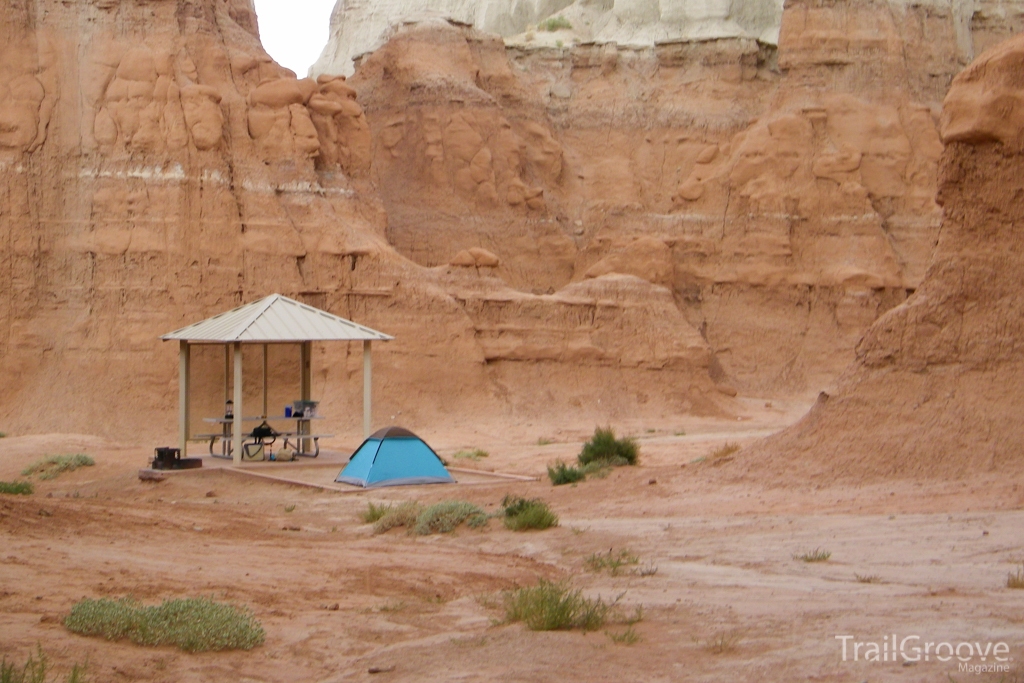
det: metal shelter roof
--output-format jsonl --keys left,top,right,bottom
{"left": 160, "top": 294, "right": 393, "bottom": 343}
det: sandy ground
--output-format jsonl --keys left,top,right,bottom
{"left": 2, "top": 402, "right": 1023, "bottom": 682}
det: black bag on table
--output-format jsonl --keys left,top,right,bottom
{"left": 251, "top": 421, "right": 279, "bottom": 440}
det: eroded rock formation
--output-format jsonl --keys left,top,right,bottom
{"left": 344, "top": 2, "right": 991, "bottom": 395}
{"left": 744, "top": 32, "right": 1024, "bottom": 480}
{"left": 3, "top": 0, "right": 1024, "bottom": 442}
{"left": 311, "top": 0, "right": 785, "bottom": 77}
{"left": 0, "top": 0, "right": 731, "bottom": 440}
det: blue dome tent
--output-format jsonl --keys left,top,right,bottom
{"left": 336, "top": 426, "right": 455, "bottom": 488}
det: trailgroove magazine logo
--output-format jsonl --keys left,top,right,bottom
{"left": 836, "top": 635, "right": 1013, "bottom": 673}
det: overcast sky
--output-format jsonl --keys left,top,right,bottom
{"left": 253, "top": 0, "right": 337, "bottom": 76}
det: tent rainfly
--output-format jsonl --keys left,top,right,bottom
{"left": 337, "top": 426, "right": 455, "bottom": 488}
{"left": 161, "top": 294, "right": 393, "bottom": 465}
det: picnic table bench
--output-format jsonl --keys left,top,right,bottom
{"left": 195, "top": 416, "right": 332, "bottom": 459}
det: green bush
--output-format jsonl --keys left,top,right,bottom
{"left": 414, "top": 501, "right": 487, "bottom": 535}
{"left": 22, "top": 455, "right": 94, "bottom": 480}
{"left": 0, "top": 481, "right": 33, "bottom": 495}
{"left": 371, "top": 501, "right": 421, "bottom": 534}
{"left": 501, "top": 495, "right": 558, "bottom": 531}
{"left": 539, "top": 16, "right": 572, "bottom": 31}
{"left": 578, "top": 427, "right": 638, "bottom": 467}
{"left": 64, "top": 597, "right": 264, "bottom": 652}
{"left": 547, "top": 461, "right": 585, "bottom": 485}
{"left": 503, "top": 580, "right": 610, "bottom": 631}
{"left": 1, "top": 646, "right": 87, "bottom": 683}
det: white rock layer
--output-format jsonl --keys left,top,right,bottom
{"left": 311, "top": 0, "right": 784, "bottom": 77}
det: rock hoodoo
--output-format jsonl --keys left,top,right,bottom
{"left": 745, "top": 32, "right": 1024, "bottom": 480}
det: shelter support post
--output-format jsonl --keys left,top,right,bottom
{"left": 224, "top": 345, "right": 230, "bottom": 407}
{"left": 232, "top": 342, "right": 243, "bottom": 466}
{"left": 262, "top": 343, "right": 268, "bottom": 419}
{"left": 300, "top": 341, "right": 311, "bottom": 452}
{"left": 178, "top": 341, "right": 190, "bottom": 458}
{"left": 363, "top": 340, "right": 372, "bottom": 438}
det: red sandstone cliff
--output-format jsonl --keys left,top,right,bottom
{"left": 0, "top": 0, "right": 1022, "bottom": 443}
{"left": 743, "top": 32, "right": 1024, "bottom": 480}
{"left": 0, "top": 0, "right": 727, "bottom": 440}
{"left": 346, "top": 1, "right": 1020, "bottom": 397}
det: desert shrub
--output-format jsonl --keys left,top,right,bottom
{"left": 0, "top": 481, "right": 33, "bottom": 495}
{"left": 547, "top": 461, "right": 585, "bottom": 485}
{"left": 578, "top": 427, "right": 638, "bottom": 467}
{"left": 452, "top": 449, "right": 488, "bottom": 461}
{"left": 585, "top": 548, "right": 639, "bottom": 575}
{"left": 64, "top": 597, "right": 264, "bottom": 652}
{"left": 503, "top": 580, "right": 610, "bottom": 631}
{"left": 500, "top": 495, "right": 558, "bottom": 531}
{"left": 361, "top": 501, "right": 397, "bottom": 523}
{"left": 22, "top": 455, "right": 94, "bottom": 480}
{"left": 539, "top": 16, "right": 572, "bottom": 31}
{"left": 371, "top": 501, "right": 421, "bottom": 534}
{"left": 708, "top": 443, "right": 740, "bottom": 462}
{"left": 795, "top": 548, "right": 831, "bottom": 563}
{"left": 579, "top": 460, "right": 615, "bottom": 477}
{"left": 705, "top": 630, "right": 743, "bottom": 654}
{"left": 1, "top": 646, "right": 88, "bottom": 683}
{"left": 413, "top": 501, "right": 487, "bottom": 535}
{"left": 607, "top": 625, "right": 641, "bottom": 645}
{"left": 1007, "top": 564, "right": 1024, "bottom": 589}
{"left": 548, "top": 457, "right": 618, "bottom": 486}
{"left": 855, "top": 573, "right": 882, "bottom": 584}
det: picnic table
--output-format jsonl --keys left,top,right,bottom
{"left": 195, "top": 415, "right": 333, "bottom": 459}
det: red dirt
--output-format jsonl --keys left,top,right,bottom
{"left": 2, "top": 417, "right": 1022, "bottom": 682}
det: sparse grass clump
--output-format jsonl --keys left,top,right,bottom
{"left": 708, "top": 442, "right": 740, "bottom": 462}
{"left": 1, "top": 646, "right": 88, "bottom": 683}
{"left": 500, "top": 495, "right": 558, "bottom": 531}
{"left": 579, "top": 427, "right": 638, "bottom": 467}
{"left": 795, "top": 548, "right": 832, "bottom": 563}
{"left": 0, "top": 481, "right": 33, "bottom": 495}
{"left": 585, "top": 548, "right": 640, "bottom": 575}
{"left": 855, "top": 573, "right": 882, "bottom": 584}
{"left": 361, "top": 501, "right": 397, "bottom": 524}
{"left": 64, "top": 597, "right": 264, "bottom": 652}
{"left": 607, "top": 624, "right": 641, "bottom": 645}
{"left": 503, "top": 580, "right": 610, "bottom": 631}
{"left": 704, "top": 630, "right": 743, "bottom": 654}
{"left": 539, "top": 15, "right": 572, "bottom": 31}
{"left": 371, "top": 501, "right": 421, "bottom": 534}
{"left": 413, "top": 500, "right": 488, "bottom": 535}
{"left": 22, "top": 454, "right": 94, "bottom": 480}
{"left": 453, "top": 448, "right": 489, "bottom": 461}
{"left": 547, "top": 460, "right": 585, "bottom": 486}
{"left": 1007, "top": 565, "right": 1024, "bottom": 589}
